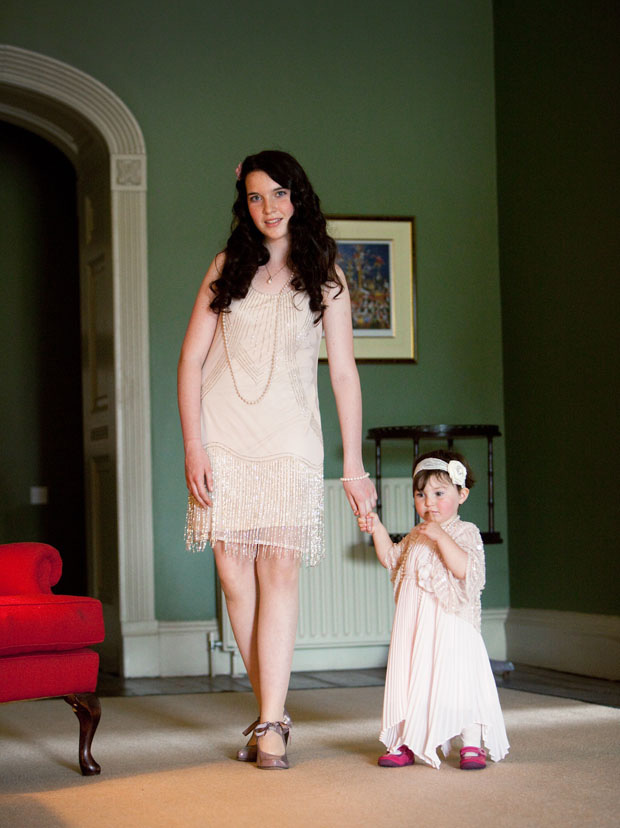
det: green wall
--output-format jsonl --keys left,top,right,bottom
{"left": 2, "top": 0, "right": 509, "bottom": 619}
{"left": 495, "top": 1, "right": 619, "bottom": 614}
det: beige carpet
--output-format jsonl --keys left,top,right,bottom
{"left": 1, "top": 686, "right": 619, "bottom": 827}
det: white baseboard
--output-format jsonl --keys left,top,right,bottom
{"left": 209, "top": 644, "right": 392, "bottom": 677}
{"left": 505, "top": 609, "right": 620, "bottom": 680}
{"left": 121, "top": 621, "right": 160, "bottom": 678}
{"left": 291, "top": 645, "right": 389, "bottom": 672}
{"left": 122, "top": 608, "right": 510, "bottom": 678}
{"left": 157, "top": 620, "right": 219, "bottom": 677}
{"left": 123, "top": 608, "right": 620, "bottom": 680}
{"left": 122, "top": 620, "right": 218, "bottom": 678}
{"left": 481, "top": 608, "right": 509, "bottom": 661}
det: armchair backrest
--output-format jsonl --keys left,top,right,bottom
{"left": 0, "top": 542, "right": 62, "bottom": 595}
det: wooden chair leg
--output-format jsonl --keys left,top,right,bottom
{"left": 64, "top": 693, "right": 102, "bottom": 775}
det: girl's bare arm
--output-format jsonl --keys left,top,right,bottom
{"left": 323, "top": 270, "right": 377, "bottom": 516}
{"left": 177, "top": 255, "right": 222, "bottom": 507}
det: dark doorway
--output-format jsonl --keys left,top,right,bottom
{"left": 0, "top": 121, "right": 86, "bottom": 595}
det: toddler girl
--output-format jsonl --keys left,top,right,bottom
{"left": 358, "top": 450, "right": 509, "bottom": 770}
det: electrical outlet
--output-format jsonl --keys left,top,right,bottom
{"left": 30, "top": 486, "right": 48, "bottom": 505}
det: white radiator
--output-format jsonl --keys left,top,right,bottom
{"left": 219, "top": 477, "right": 415, "bottom": 672}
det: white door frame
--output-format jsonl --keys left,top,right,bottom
{"left": 0, "top": 45, "right": 158, "bottom": 676}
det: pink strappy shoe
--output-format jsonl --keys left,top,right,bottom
{"left": 378, "top": 745, "right": 415, "bottom": 767}
{"left": 236, "top": 707, "right": 292, "bottom": 762}
{"left": 255, "top": 720, "right": 291, "bottom": 770}
{"left": 460, "top": 746, "right": 486, "bottom": 770}
{"left": 236, "top": 716, "right": 260, "bottom": 762}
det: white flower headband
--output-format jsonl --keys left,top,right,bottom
{"left": 413, "top": 458, "right": 467, "bottom": 487}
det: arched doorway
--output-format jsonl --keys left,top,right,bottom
{"left": 0, "top": 45, "right": 156, "bottom": 676}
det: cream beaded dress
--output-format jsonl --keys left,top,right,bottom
{"left": 185, "top": 281, "right": 324, "bottom": 565}
{"left": 380, "top": 517, "right": 509, "bottom": 768}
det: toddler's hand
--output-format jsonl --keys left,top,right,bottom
{"left": 357, "top": 512, "right": 377, "bottom": 534}
{"left": 416, "top": 519, "right": 445, "bottom": 542}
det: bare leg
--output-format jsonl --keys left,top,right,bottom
{"left": 214, "top": 543, "right": 261, "bottom": 713}
{"left": 255, "top": 553, "right": 300, "bottom": 756}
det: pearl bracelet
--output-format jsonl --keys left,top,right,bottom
{"left": 339, "top": 471, "right": 370, "bottom": 482}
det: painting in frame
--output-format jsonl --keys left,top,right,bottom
{"left": 320, "top": 216, "right": 416, "bottom": 362}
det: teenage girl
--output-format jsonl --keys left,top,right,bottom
{"left": 178, "top": 150, "right": 376, "bottom": 768}
{"left": 358, "top": 449, "right": 509, "bottom": 770}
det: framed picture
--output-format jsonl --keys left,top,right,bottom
{"left": 320, "top": 216, "right": 416, "bottom": 362}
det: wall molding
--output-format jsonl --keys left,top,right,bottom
{"left": 481, "top": 608, "right": 509, "bottom": 661}
{"left": 126, "top": 608, "right": 509, "bottom": 678}
{"left": 122, "top": 607, "right": 620, "bottom": 680}
{"left": 158, "top": 620, "right": 219, "bottom": 677}
{"left": 0, "top": 45, "right": 145, "bottom": 156}
{"left": 122, "top": 620, "right": 218, "bottom": 678}
{"left": 1, "top": 45, "right": 155, "bottom": 678}
{"left": 506, "top": 609, "right": 620, "bottom": 680}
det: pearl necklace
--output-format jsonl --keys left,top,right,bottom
{"left": 221, "top": 276, "right": 292, "bottom": 405}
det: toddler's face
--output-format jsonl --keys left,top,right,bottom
{"left": 414, "top": 474, "right": 468, "bottom": 524}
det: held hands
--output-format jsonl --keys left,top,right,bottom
{"left": 184, "top": 439, "right": 213, "bottom": 508}
{"left": 357, "top": 510, "right": 380, "bottom": 534}
{"left": 342, "top": 476, "right": 377, "bottom": 518}
{"left": 357, "top": 509, "right": 394, "bottom": 569}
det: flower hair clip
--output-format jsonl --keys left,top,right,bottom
{"left": 235, "top": 162, "right": 243, "bottom": 181}
{"left": 447, "top": 460, "right": 467, "bottom": 487}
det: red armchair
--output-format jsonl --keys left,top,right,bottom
{"left": 0, "top": 542, "right": 105, "bottom": 774}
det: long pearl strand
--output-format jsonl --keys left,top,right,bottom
{"left": 221, "top": 276, "right": 292, "bottom": 405}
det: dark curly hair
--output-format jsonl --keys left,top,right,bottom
{"left": 209, "top": 150, "right": 343, "bottom": 321}
{"left": 412, "top": 450, "right": 476, "bottom": 492}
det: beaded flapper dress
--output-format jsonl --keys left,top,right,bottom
{"left": 185, "top": 282, "right": 324, "bottom": 565}
{"left": 380, "top": 517, "right": 509, "bottom": 768}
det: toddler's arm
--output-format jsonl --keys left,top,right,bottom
{"left": 358, "top": 511, "right": 395, "bottom": 569}
{"left": 416, "top": 521, "right": 468, "bottom": 579}
{"left": 415, "top": 521, "right": 485, "bottom": 610}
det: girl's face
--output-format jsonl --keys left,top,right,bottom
{"left": 245, "top": 170, "right": 294, "bottom": 243}
{"left": 414, "top": 474, "right": 469, "bottom": 524}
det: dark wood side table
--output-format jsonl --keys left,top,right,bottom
{"left": 366, "top": 424, "right": 503, "bottom": 545}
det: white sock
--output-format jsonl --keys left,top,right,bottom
{"left": 461, "top": 723, "right": 482, "bottom": 749}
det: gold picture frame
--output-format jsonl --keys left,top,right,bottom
{"left": 320, "top": 216, "right": 417, "bottom": 362}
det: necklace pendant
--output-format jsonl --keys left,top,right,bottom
{"left": 264, "top": 260, "right": 287, "bottom": 285}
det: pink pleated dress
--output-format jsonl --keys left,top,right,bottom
{"left": 380, "top": 516, "right": 509, "bottom": 768}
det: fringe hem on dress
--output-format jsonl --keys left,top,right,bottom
{"left": 184, "top": 445, "right": 324, "bottom": 567}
